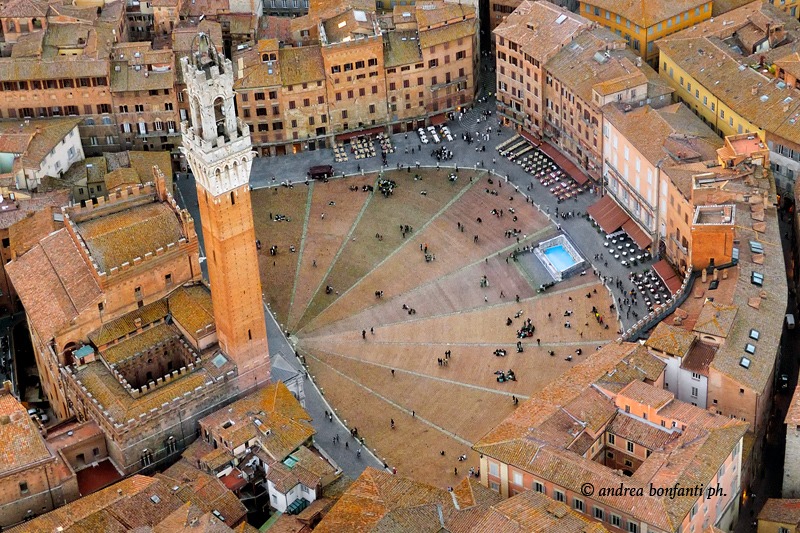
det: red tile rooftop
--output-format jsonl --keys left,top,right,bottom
{"left": 729, "top": 136, "right": 766, "bottom": 156}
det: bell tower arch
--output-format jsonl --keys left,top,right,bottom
{"left": 180, "top": 33, "right": 270, "bottom": 390}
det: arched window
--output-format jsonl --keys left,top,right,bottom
{"left": 213, "top": 97, "right": 225, "bottom": 137}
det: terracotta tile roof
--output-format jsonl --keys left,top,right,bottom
{"left": 0, "top": 117, "right": 82, "bottom": 172}
{"left": 318, "top": 468, "right": 502, "bottom": 533}
{"left": 153, "top": 503, "right": 234, "bottom": 533}
{"left": 6, "top": 228, "right": 101, "bottom": 340}
{"left": 709, "top": 204, "right": 786, "bottom": 393}
{"left": 157, "top": 458, "right": 247, "bottom": 524}
{"left": 681, "top": 341, "right": 718, "bottom": 376}
{"left": 617, "top": 380, "right": 675, "bottom": 410}
{"left": 280, "top": 45, "right": 325, "bottom": 85}
{"left": 219, "top": 13, "right": 258, "bottom": 36}
{"left": 474, "top": 340, "right": 748, "bottom": 531}
{"left": 291, "top": 445, "right": 336, "bottom": 479}
{"left": 567, "top": 431, "right": 597, "bottom": 455}
{"left": 546, "top": 28, "right": 651, "bottom": 104}
{"left": 76, "top": 201, "right": 185, "bottom": 272}
{"left": 470, "top": 489, "right": 609, "bottom": 533}
{"left": 100, "top": 322, "right": 180, "bottom": 365}
{"left": 585, "top": 0, "right": 709, "bottom": 28}
{"left": 0, "top": 391, "right": 52, "bottom": 474}
{"left": 414, "top": 1, "right": 473, "bottom": 29}
{"left": 0, "top": 189, "right": 68, "bottom": 231}
{"left": 608, "top": 411, "right": 678, "bottom": 450}
{"left": 88, "top": 299, "right": 168, "bottom": 347}
{"left": 0, "top": 0, "right": 50, "bottom": 18}
{"left": 758, "top": 498, "right": 800, "bottom": 525}
{"left": 322, "top": 8, "right": 376, "bottom": 44}
{"left": 10, "top": 29, "right": 45, "bottom": 58}
{"left": 201, "top": 382, "right": 314, "bottom": 462}
{"left": 476, "top": 343, "right": 662, "bottom": 450}
{"left": 693, "top": 300, "right": 738, "bottom": 338}
{"left": 315, "top": 467, "right": 458, "bottom": 533}
{"left": 594, "top": 344, "right": 666, "bottom": 393}
{"left": 7, "top": 202, "right": 63, "bottom": 261}
{"left": 493, "top": 0, "right": 590, "bottom": 63}
{"left": 7, "top": 475, "right": 183, "bottom": 533}
{"left": 103, "top": 168, "right": 141, "bottom": 190}
{"left": 384, "top": 31, "right": 422, "bottom": 68}
{"left": 603, "top": 103, "right": 723, "bottom": 168}
{"left": 564, "top": 386, "right": 618, "bottom": 434}
{"left": 655, "top": 33, "right": 800, "bottom": 144}
{"left": 418, "top": 18, "right": 477, "bottom": 50}
{"left": 774, "top": 51, "right": 800, "bottom": 81}
{"left": 258, "top": 15, "right": 293, "bottom": 41}
{"left": 233, "top": 47, "right": 282, "bottom": 90}
{"left": 200, "top": 445, "right": 233, "bottom": 471}
{"left": 168, "top": 283, "right": 214, "bottom": 339}
{"left": 645, "top": 321, "right": 696, "bottom": 357}
{"left": 126, "top": 151, "right": 172, "bottom": 182}
{"left": 451, "top": 476, "right": 503, "bottom": 511}
{"left": 267, "top": 461, "right": 303, "bottom": 493}
{"left": 111, "top": 66, "right": 174, "bottom": 93}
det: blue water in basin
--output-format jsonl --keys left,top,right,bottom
{"left": 543, "top": 245, "right": 577, "bottom": 271}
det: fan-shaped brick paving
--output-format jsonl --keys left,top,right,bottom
{"left": 253, "top": 169, "right": 619, "bottom": 488}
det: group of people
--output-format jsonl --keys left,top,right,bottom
{"left": 431, "top": 146, "right": 454, "bottom": 161}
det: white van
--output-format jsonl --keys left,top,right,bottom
{"left": 787, "top": 313, "right": 795, "bottom": 330}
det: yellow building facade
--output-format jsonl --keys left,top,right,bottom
{"left": 579, "top": 0, "right": 712, "bottom": 64}
{"left": 658, "top": 49, "right": 767, "bottom": 141}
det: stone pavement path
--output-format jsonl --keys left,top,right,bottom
{"left": 264, "top": 304, "right": 384, "bottom": 477}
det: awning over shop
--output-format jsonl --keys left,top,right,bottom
{"left": 539, "top": 141, "right": 590, "bottom": 185}
{"left": 335, "top": 126, "right": 385, "bottom": 141}
{"left": 429, "top": 113, "right": 447, "bottom": 125}
{"left": 653, "top": 259, "right": 682, "bottom": 295}
{"left": 587, "top": 195, "right": 629, "bottom": 234}
{"left": 519, "top": 129, "right": 540, "bottom": 145}
{"left": 622, "top": 219, "right": 653, "bottom": 250}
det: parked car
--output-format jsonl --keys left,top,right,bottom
{"left": 27, "top": 407, "right": 49, "bottom": 424}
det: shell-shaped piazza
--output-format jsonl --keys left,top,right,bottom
{"left": 254, "top": 168, "right": 620, "bottom": 487}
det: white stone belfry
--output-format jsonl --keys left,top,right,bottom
{"left": 180, "top": 33, "right": 253, "bottom": 197}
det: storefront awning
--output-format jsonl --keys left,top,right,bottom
{"left": 519, "top": 129, "right": 540, "bottom": 145}
{"left": 429, "top": 113, "right": 447, "bottom": 125}
{"left": 538, "top": 141, "right": 590, "bottom": 185}
{"left": 335, "top": 126, "right": 386, "bottom": 141}
{"left": 653, "top": 259, "right": 682, "bottom": 295}
{"left": 622, "top": 219, "right": 653, "bottom": 250}
{"left": 587, "top": 195, "right": 629, "bottom": 234}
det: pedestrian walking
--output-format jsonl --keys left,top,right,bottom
{"left": 391, "top": 369, "right": 395, "bottom": 377}
{"left": 362, "top": 330, "right": 366, "bottom": 339}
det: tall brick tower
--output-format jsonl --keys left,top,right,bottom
{"left": 180, "top": 33, "right": 270, "bottom": 390}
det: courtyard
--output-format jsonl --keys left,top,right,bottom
{"left": 252, "top": 168, "right": 621, "bottom": 488}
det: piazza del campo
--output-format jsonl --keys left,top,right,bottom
{"left": 0, "top": 0, "right": 799, "bottom": 531}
